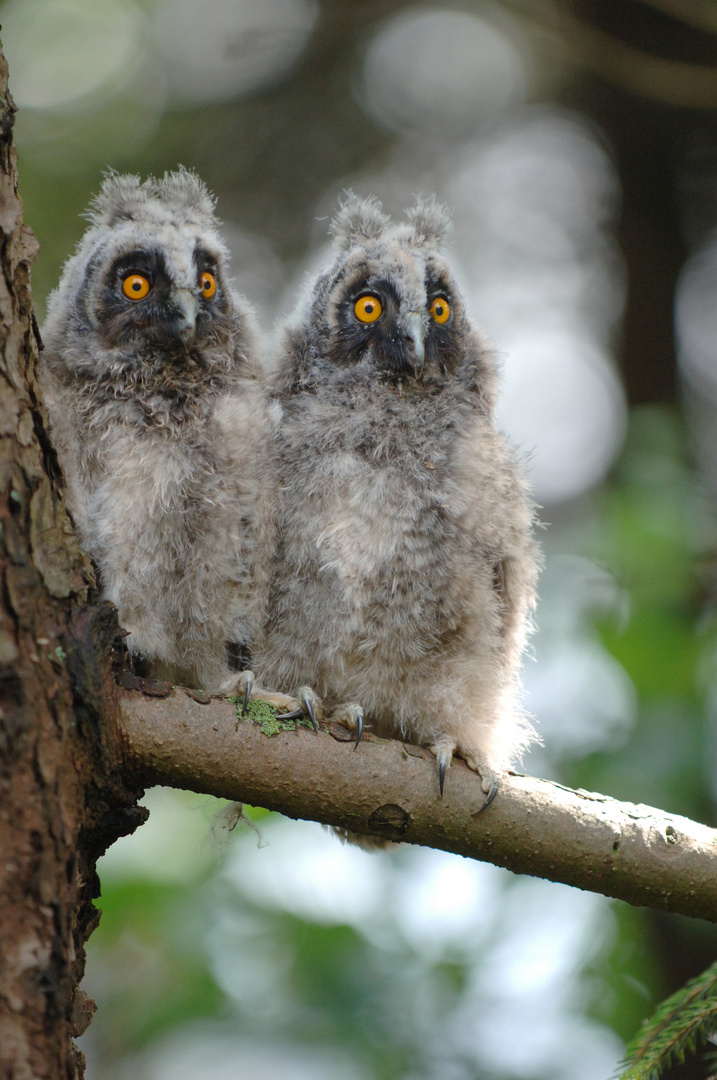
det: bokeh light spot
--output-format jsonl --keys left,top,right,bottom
{"left": 3, "top": 0, "right": 144, "bottom": 110}
{"left": 154, "top": 0, "right": 318, "bottom": 106}
{"left": 497, "top": 331, "right": 627, "bottom": 503}
{"left": 360, "top": 7, "right": 529, "bottom": 136}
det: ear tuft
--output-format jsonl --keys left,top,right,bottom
{"left": 328, "top": 192, "right": 390, "bottom": 251}
{"left": 85, "top": 167, "right": 217, "bottom": 229}
{"left": 157, "top": 166, "right": 217, "bottom": 223}
{"left": 405, "top": 197, "right": 452, "bottom": 248}
{"left": 86, "top": 171, "right": 151, "bottom": 227}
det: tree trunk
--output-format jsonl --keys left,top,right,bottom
{"left": 0, "top": 53, "right": 145, "bottom": 1080}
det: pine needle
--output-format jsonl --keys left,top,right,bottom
{"left": 616, "top": 959, "right": 717, "bottom": 1080}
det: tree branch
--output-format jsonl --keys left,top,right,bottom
{"left": 119, "top": 687, "right": 717, "bottom": 923}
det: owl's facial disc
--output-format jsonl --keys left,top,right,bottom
{"left": 332, "top": 276, "right": 431, "bottom": 378}
{"left": 99, "top": 244, "right": 227, "bottom": 354}
{"left": 354, "top": 292, "right": 425, "bottom": 374}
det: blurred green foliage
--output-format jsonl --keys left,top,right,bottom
{"left": 88, "top": 879, "right": 226, "bottom": 1055}
{"left": 563, "top": 408, "right": 717, "bottom": 824}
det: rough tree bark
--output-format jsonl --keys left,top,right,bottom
{"left": 0, "top": 52, "right": 146, "bottom": 1080}
{"left": 2, "top": 32, "right": 717, "bottom": 1080}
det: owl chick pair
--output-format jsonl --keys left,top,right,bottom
{"left": 41, "top": 170, "right": 540, "bottom": 799}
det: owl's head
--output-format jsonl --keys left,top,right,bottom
{"left": 306, "top": 193, "right": 473, "bottom": 382}
{"left": 47, "top": 169, "right": 237, "bottom": 367}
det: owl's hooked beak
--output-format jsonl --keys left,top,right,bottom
{"left": 400, "top": 311, "right": 425, "bottom": 376}
{"left": 172, "top": 287, "right": 199, "bottom": 348}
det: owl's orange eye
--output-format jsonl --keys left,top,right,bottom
{"left": 122, "top": 273, "right": 151, "bottom": 301}
{"left": 354, "top": 295, "right": 382, "bottom": 323}
{"left": 200, "top": 271, "right": 217, "bottom": 299}
{"left": 429, "top": 297, "right": 450, "bottom": 324}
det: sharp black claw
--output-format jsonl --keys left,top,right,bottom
{"left": 241, "top": 675, "right": 253, "bottom": 717}
{"left": 277, "top": 707, "right": 304, "bottom": 720}
{"left": 353, "top": 710, "right": 363, "bottom": 750}
{"left": 439, "top": 760, "right": 446, "bottom": 798}
{"left": 305, "top": 696, "right": 319, "bottom": 732}
{"left": 475, "top": 777, "right": 500, "bottom": 815}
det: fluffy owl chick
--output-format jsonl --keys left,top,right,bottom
{"left": 259, "top": 194, "right": 540, "bottom": 800}
{"left": 41, "top": 169, "right": 277, "bottom": 694}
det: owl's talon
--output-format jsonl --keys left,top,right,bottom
{"left": 304, "top": 695, "right": 318, "bottom": 732}
{"left": 277, "top": 707, "right": 304, "bottom": 720}
{"left": 354, "top": 708, "right": 363, "bottom": 749}
{"left": 463, "top": 757, "right": 501, "bottom": 813}
{"left": 430, "top": 743, "right": 454, "bottom": 798}
{"left": 434, "top": 746, "right": 453, "bottom": 798}
{"left": 330, "top": 702, "right": 364, "bottom": 747}
{"left": 297, "top": 686, "right": 324, "bottom": 732}
{"left": 476, "top": 776, "right": 500, "bottom": 813}
{"left": 241, "top": 670, "right": 253, "bottom": 717}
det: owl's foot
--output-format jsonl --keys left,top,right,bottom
{"left": 278, "top": 690, "right": 363, "bottom": 745}
{"left": 218, "top": 668, "right": 253, "bottom": 702}
{"left": 278, "top": 686, "right": 325, "bottom": 732}
{"left": 298, "top": 686, "right": 323, "bottom": 731}
{"left": 233, "top": 675, "right": 304, "bottom": 718}
{"left": 232, "top": 669, "right": 282, "bottom": 718}
{"left": 429, "top": 741, "right": 500, "bottom": 810}
{"left": 330, "top": 701, "right": 364, "bottom": 749}
{"left": 238, "top": 669, "right": 253, "bottom": 716}
{"left": 464, "top": 753, "right": 501, "bottom": 812}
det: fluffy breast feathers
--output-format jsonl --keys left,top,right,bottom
{"left": 40, "top": 169, "right": 276, "bottom": 693}
{"left": 259, "top": 193, "right": 540, "bottom": 797}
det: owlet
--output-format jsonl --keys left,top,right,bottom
{"left": 258, "top": 194, "right": 540, "bottom": 801}
{"left": 41, "top": 169, "right": 277, "bottom": 694}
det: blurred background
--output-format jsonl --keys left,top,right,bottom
{"left": 5, "top": 0, "right": 717, "bottom": 1076}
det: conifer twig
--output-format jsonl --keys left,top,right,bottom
{"left": 616, "top": 960, "right": 717, "bottom": 1079}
